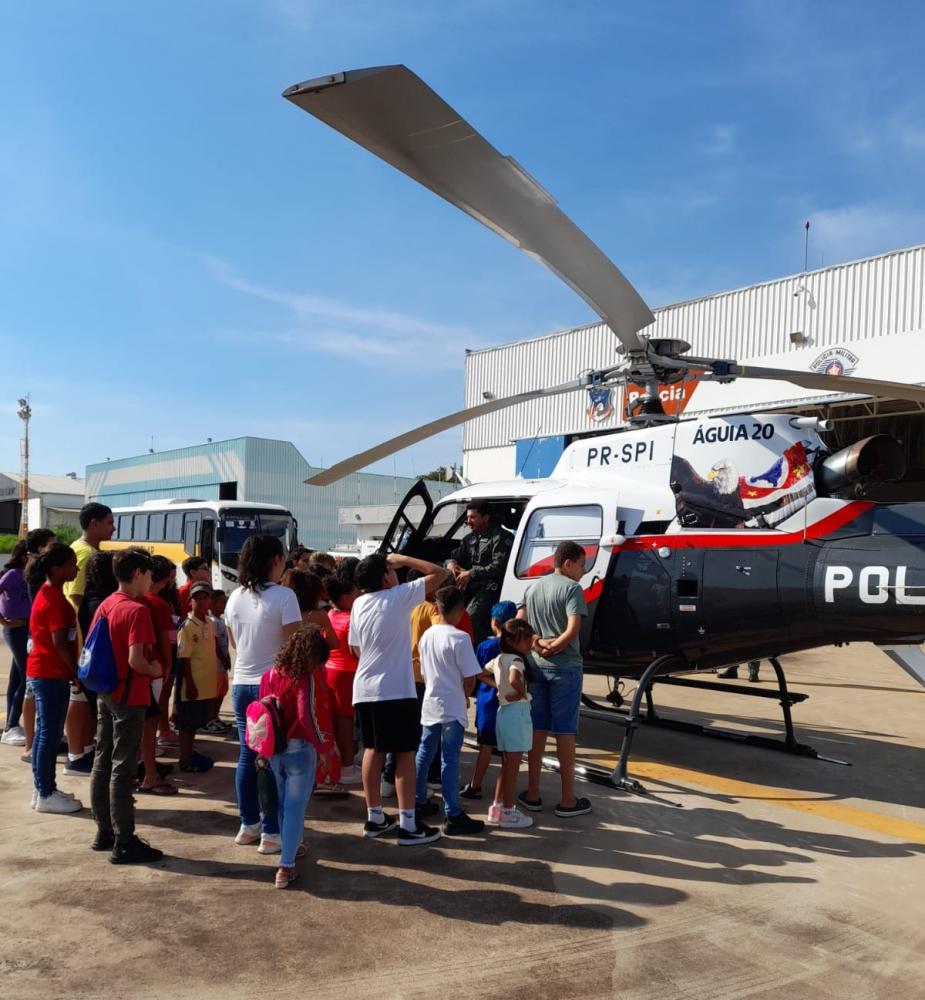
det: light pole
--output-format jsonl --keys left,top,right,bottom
{"left": 17, "top": 395, "right": 31, "bottom": 539}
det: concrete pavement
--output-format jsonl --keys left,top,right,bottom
{"left": 1, "top": 643, "right": 924, "bottom": 999}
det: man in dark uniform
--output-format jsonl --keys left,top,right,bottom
{"left": 446, "top": 502, "right": 512, "bottom": 644}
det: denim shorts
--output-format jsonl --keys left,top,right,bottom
{"left": 25, "top": 677, "right": 36, "bottom": 700}
{"left": 528, "top": 665, "right": 583, "bottom": 736}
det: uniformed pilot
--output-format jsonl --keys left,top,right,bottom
{"left": 446, "top": 502, "right": 512, "bottom": 644}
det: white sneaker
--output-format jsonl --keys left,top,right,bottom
{"left": 486, "top": 802, "right": 502, "bottom": 825}
{"left": 340, "top": 764, "right": 362, "bottom": 785}
{"left": 32, "top": 787, "right": 76, "bottom": 809}
{"left": 1, "top": 726, "right": 26, "bottom": 746}
{"left": 36, "top": 790, "right": 83, "bottom": 814}
{"left": 234, "top": 822, "right": 261, "bottom": 846}
{"left": 499, "top": 807, "right": 534, "bottom": 829}
{"left": 257, "top": 834, "right": 281, "bottom": 855}
{"left": 380, "top": 778, "right": 396, "bottom": 799}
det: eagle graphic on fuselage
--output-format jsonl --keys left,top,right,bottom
{"left": 670, "top": 456, "right": 747, "bottom": 529}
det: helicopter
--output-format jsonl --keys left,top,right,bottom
{"left": 282, "top": 65, "right": 925, "bottom": 796}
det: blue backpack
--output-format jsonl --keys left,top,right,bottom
{"left": 77, "top": 616, "right": 120, "bottom": 693}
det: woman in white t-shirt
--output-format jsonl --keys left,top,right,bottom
{"left": 224, "top": 535, "right": 302, "bottom": 853}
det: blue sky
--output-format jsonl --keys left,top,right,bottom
{"left": 2, "top": 1, "right": 924, "bottom": 481}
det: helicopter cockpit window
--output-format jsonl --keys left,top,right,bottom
{"left": 515, "top": 505, "right": 602, "bottom": 579}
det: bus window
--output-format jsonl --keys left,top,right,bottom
{"left": 165, "top": 512, "right": 183, "bottom": 542}
{"left": 117, "top": 514, "right": 132, "bottom": 540}
{"left": 183, "top": 512, "right": 202, "bottom": 556}
{"left": 132, "top": 514, "right": 149, "bottom": 542}
{"left": 148, "top": 512, "right": 166, "bottom": 542}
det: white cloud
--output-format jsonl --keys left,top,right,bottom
{"left": 701, "top": 124, "right": 736, "bottom": 157}
{"left": 205, "top": 256, "right": 487, "bottom": 368}
{"left": 809, "top": 203, "right": 925, "bottom": 264}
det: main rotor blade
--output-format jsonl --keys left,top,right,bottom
{"left": 737, "top": 365, "right": 925, "bottom": 404}
{"left": 283, "top": 66, "right": 655, "bottom": 353}
{"left": 305, "top": 377, "right": 588, "bottom": 486}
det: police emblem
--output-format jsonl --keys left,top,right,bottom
{"left": 810, "top": 347, "right": 859, "bottom": 378}
{"left": 586, "top": 387, "right": 614, "bottom": 422}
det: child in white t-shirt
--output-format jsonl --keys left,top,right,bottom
{"left": 486, "top": 619, "right": 536, "bottom": 829}
{"left": 415, "top": 586, "right": 485, "bottom": 837}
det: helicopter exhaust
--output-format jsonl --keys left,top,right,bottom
{"left": 817, "top": 434, "right": 906, "bottom": 496}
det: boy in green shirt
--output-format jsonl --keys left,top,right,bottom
{"left": 518, "top": 540, "right": 591, "bottom": 818}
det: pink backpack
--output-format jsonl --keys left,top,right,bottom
{"left": 245, "top": 696, "right": 286, "bottom": 757}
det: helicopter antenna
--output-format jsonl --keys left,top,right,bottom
{"left": 516, "top": 424, "right": 544, "bottom": 479}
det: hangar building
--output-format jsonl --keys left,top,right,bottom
{"left": 463, "top": 244, "right": 925, "bottom": 497}
{"left": 85, "top": 437, "right": 455, "bottom": 550}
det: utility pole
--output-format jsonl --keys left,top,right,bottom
{"left": 17, "top": 395, "right": 31, "bottom": 539}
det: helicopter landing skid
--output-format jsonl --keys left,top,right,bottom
{"left": 581, "top": 654, "right": 850, "bottom": 797}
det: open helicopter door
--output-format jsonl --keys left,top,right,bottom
{"left": 501, "top": 490, "right": 621, "bottom": 643}
{"left": 377, "top": 479, "right": 435, "bottom": 556}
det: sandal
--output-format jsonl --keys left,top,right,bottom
{"left": 314, "top": 782, "right": 349, "bottom": 796}
{"left": 138, "top": 782, "right": 179, "bottom": 796}
{"left": 275, "top": 866, "right": 298, "bottom": 889}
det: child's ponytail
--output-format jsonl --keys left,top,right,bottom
{"left": 36, "top": 542, "right": 77, "bottom": 580}
{"left": 499, "top": 618, "right": 534, "bottom": 654}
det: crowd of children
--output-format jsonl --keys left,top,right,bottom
{"left": 2, "top": 501, "right": 594, "bottom": 887}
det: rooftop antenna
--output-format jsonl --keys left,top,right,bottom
{"left": 803, "top": 218, "right": 810, "bottom": 273}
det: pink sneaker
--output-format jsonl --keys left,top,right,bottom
{"left": 486, "top": 802, "right": 502, "bottom": 825}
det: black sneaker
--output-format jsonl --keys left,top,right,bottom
{"left": 517, "top": 790, "right": 543, "bottom": 812}
{"left": 459, "top": 783, "right": 482, "bottom": 800}
{"left": 64, "top": 753, "right": 94, "bottom": 776}
{"left": 91, "top": 829, "right": 115, "bottom": 852}
{"left": 397, "top": 822, "right": 442, "bottom": 846}
{"left": 109, "top": 836, "right": 164, "bottom": 865}
{"left": 362, "top": 814, "right": 398, "bottom": 838}
{"left": 554, "top": 797, "right": 592, "bottom": 818}
{"left": 415, "top": 798, "right": 441, "bottom": 818}
{"left": 442, "top": 811, "right": 485, "bottom": 836}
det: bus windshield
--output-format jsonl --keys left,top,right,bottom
{"left": 220, "top": 511, "right": 296, "bottom": 569}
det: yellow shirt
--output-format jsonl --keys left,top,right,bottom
{"left": 410, "top": 600, "right": 440, "bottom": 684}
{"left": 63, "top": 538, "right": 96, "bottom": 609}
{"left": 63, "top": 537, "right": 96, "bottom": 645}
{"left": 177, "top": 613, "right": 217, "bottom": 701}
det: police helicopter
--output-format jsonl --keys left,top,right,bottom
{"left": 282, "top": 65, "right": 925, "bottom": 796}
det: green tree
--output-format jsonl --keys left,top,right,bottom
{"left": 53, "top": 523, "right": 80, "bottom": 546}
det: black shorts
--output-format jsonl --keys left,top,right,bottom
{"left": 356, "top": 699, "right": 421, "bottom": 754}
{"left": 176, "top": 698, "right": 212, "bottom": 732}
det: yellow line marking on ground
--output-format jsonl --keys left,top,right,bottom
{"left": 585, "top": 753, "right": 925, "bottom": 845}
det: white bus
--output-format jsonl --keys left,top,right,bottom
{"left": 103, "top": 499, "right": 298, "bottom": 592}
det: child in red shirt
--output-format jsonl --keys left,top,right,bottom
{"left": 323, "top": 576, "right": 360, "bottom": 782}
{"left": 259, "top": 625, "right": 337, "bottom": 889}
{"left": 27, "top": 543, "right": 82, "bottom": 814}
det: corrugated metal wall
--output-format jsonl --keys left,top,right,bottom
{"left": 464, "top": 244, "right": 925, "bottom": 450}
{"left": 87, "top": 437, "right": 456, "bottom": 549}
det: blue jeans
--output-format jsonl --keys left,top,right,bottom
{"left": 3, "top": 625, "right": 29, "bottom": 729}
{"left": 232, "top": 684, "right": 279, "bottom": 834}
{"left": 269, "top": 739, "right": 317, "bottom": 867}
{"left": 31, "top": 678, "right": 70, "bottom": 797}
{"left": 415, "top": 720, "right": 465, "bottom": 817}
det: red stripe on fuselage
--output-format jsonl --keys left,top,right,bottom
{"left": 619, "top": 500, "right": 875, "bottom": 553}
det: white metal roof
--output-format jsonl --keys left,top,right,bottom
{"left": 0, "top": 472, "right": 85, "bottom": 496}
